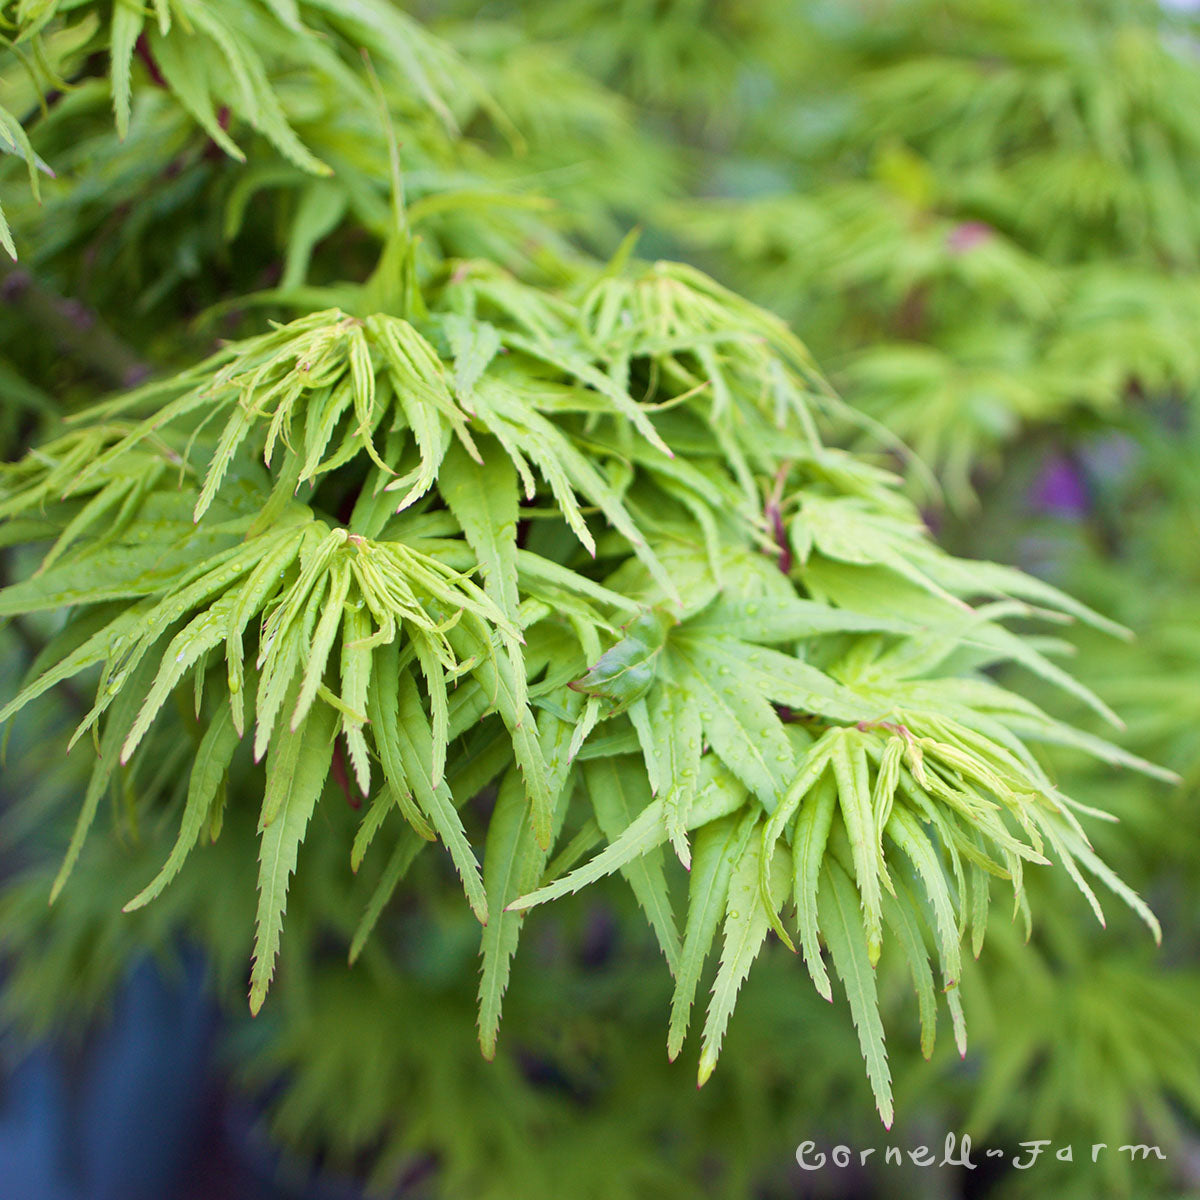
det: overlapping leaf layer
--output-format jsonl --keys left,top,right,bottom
{"left": 0, "top": 241, "right": 1168, "bottom": 1120}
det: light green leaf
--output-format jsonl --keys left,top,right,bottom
{"left": 585, "top": 756, "right": 681, "bottom": 975}
{"left": 442, "top": 314, "right": 501, "bottom": 408}
{"left": 508, "top": 793, "right": 666, "bottom": 912}
{"left": 49, "top": 651, "right": 160, "bottom": 904}
{"left": 674, "top": 641, "right": 794, "bottom": 808}
{"left": 440, "top": 436, "right": 521, "bottom": 631}
{"left": 819, "top": 861, "right": 894, "bottom": 1128}
{"left": 121, "top": 596, "right": 238, "bottom": 764}
{"left": 248, "top": 700, "right": 336, "bottom": 1014}
{"left": 697, "top": 834, "right": 788, "bottom": 1085}
{"left": 668, "top": 811, "right": 756, "bottom": 1060}
{"left": 573, "top": 611, "right": 669, "bottom": 716}
{"left": 450, "top": 621, "right": 553, "bottom": 848}
{"left": 644, "top": 676, "right": 703, "bottom": 867}
{"left": 350, "top": 788, "right": 393, "bottom": 873}
{"left": 886, "top": 806, "right": 962, "bottom": 986}
{"left": 791, "top": 771, "right": 838, "bottom": 1001}
{"left": 477, "top": 768, "right": 536, "bottom": 1058}
{"left": 366, "top": 641, "right": 437, "bottom": 842}
{"left": 124, "top": 704, "right": 240, "bottom": 911}
{"left": 881, "top": 882, "right": 938, "bottom": 1059}
{"left": 339, "top": 603, "right": 373, "bottom": 795}
{"left": 292, "top": 561, "right": 350, "bottom": 732}
{"left": 395, "top": 670, "right": 488, "bottom": 923}
{"left": 477, "top": 704, "right": 575, "bottom": 1058}
{"left": 110, "top": 0, "right": 145, "bottom": 139}
{"left": 831, "top": 734, "right": 884, "bottom": 965}
{"left": 685, "top": 595, "right": 914, "bottom": 643}
{"left": 282, "top": 182, "right": 348, "bottom": 289}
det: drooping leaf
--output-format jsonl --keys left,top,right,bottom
{"left": 249, "top": 699, "right": 336, "bottom": 1015}
{"left": 584, "top": 756, "right": 681, "bottom": 975}
{"left": 819, "top": 861, "right": 894, "bottom": 1128}
{"left": 697, "top": 833, "right": 789, "bottom": 1085}
{"left": 668, "top": 811, "right": 756, "bottom": 1061}
{"left": 123, "top": 703, "right": 241, "bottom": 912}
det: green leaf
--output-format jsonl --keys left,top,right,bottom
{"left": 339, "top": 604, "right": 374, "bottom": 796}
{"left": 0, "top": 199, "right": 14, "bottom": 261}
{"left": 819, "top": 861, "right": 894, "bottom": 1128}
{"left": 292, "top": 561, "right": 351, "bottom": 732}
{"left": 572, "top": 611, "right": 669, "bottom": 716}
{"left": 262, "top": 682, "right": 313, "bottom": 831}
{"left": 442, "top": 314, "right": 501, "bottom": 407}
{"left": 440, "top": 436, "right": 521, "bottom": 631}
{"left": 394, "top": 669, "right": 488, "bottom": 923}
{"left": 507, "top": 793, "right": 666, "bottom": 912}
{"left": 49, "top": 651, "right": 159, "bottom": 904}
{"left": 124, "top": 704, "right": 240, "bottom": 911}
{"left": 642, "top": 675, "right": 703, "bottom": 867}
{"left": 791, "top": 771, "right": 838, "bottom": 1001}
{"left": 0, "top": 608, "right": 143, "bottom": 728}
{"left": 501, "top": 330, "right": 674, "bottom": 459}
{"left": 885, "top": 806, "right": 962, "bottom": 987}
{"left": 350, "top": 788, "right": 392, "bottom": 873}
{"left": 516, "top": 549, "right": 641, "bottom": 616}
{"left": 831, "top": 734, "right": 884, "bottom": 966}
{"left": 477, "top": 768, "right": 536, "bottom": 1058}
{"left": 881, "top": 881, "right": 939, "bottom": 1059}
{"left": 371, "top": 315, "right": 459, "bottom": 509}
{"left": 685, "top": 595, "right": 914, "bottom": 643}
{"left": 411, "top": 633, "right": 450, "bottom": 788}
{"left": 149, "top": 27, "right": 246, "bottom": 163}
{"left": 476, "top": 704, "right": 574, "bottom": 1058}
{"left": 248, "top": 700, "right": 336, "bottom": 1014}
{"left": 668, "top": 811, "right": 756, "bottom": 1060}
{"left": 686, "top": 633, "right": 864, "bottom": 723}
{"left": 697, "top": 832, "right": 788, "bottom": 1085}
{"left": 673, "top": 641, "right": 794, "bottom": 808}
{"left": 584, "top": 756, "right": 681, "bottom": 975}
{"left": 366, "top": 641, "right": 437, "bottom": 842}
{"left": 169, "top": 3, "right": 331, "bottom": 176}
{"left": 282, "top": 181, "right": 348, "bottom": 289}
{"left": 121, "top": 596, "right": 238, "bottom": 764}
{"left": 450, "top": 621, "right": 553, "bottom": 848}
{"left": 794, "top": 496, "right": 967, "bottom": 612}
{"left": 110, "top": 0, "right": 145, "bottom": 140}
{"left": 253, "top": 604, "right": 309, "bottom": 763}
